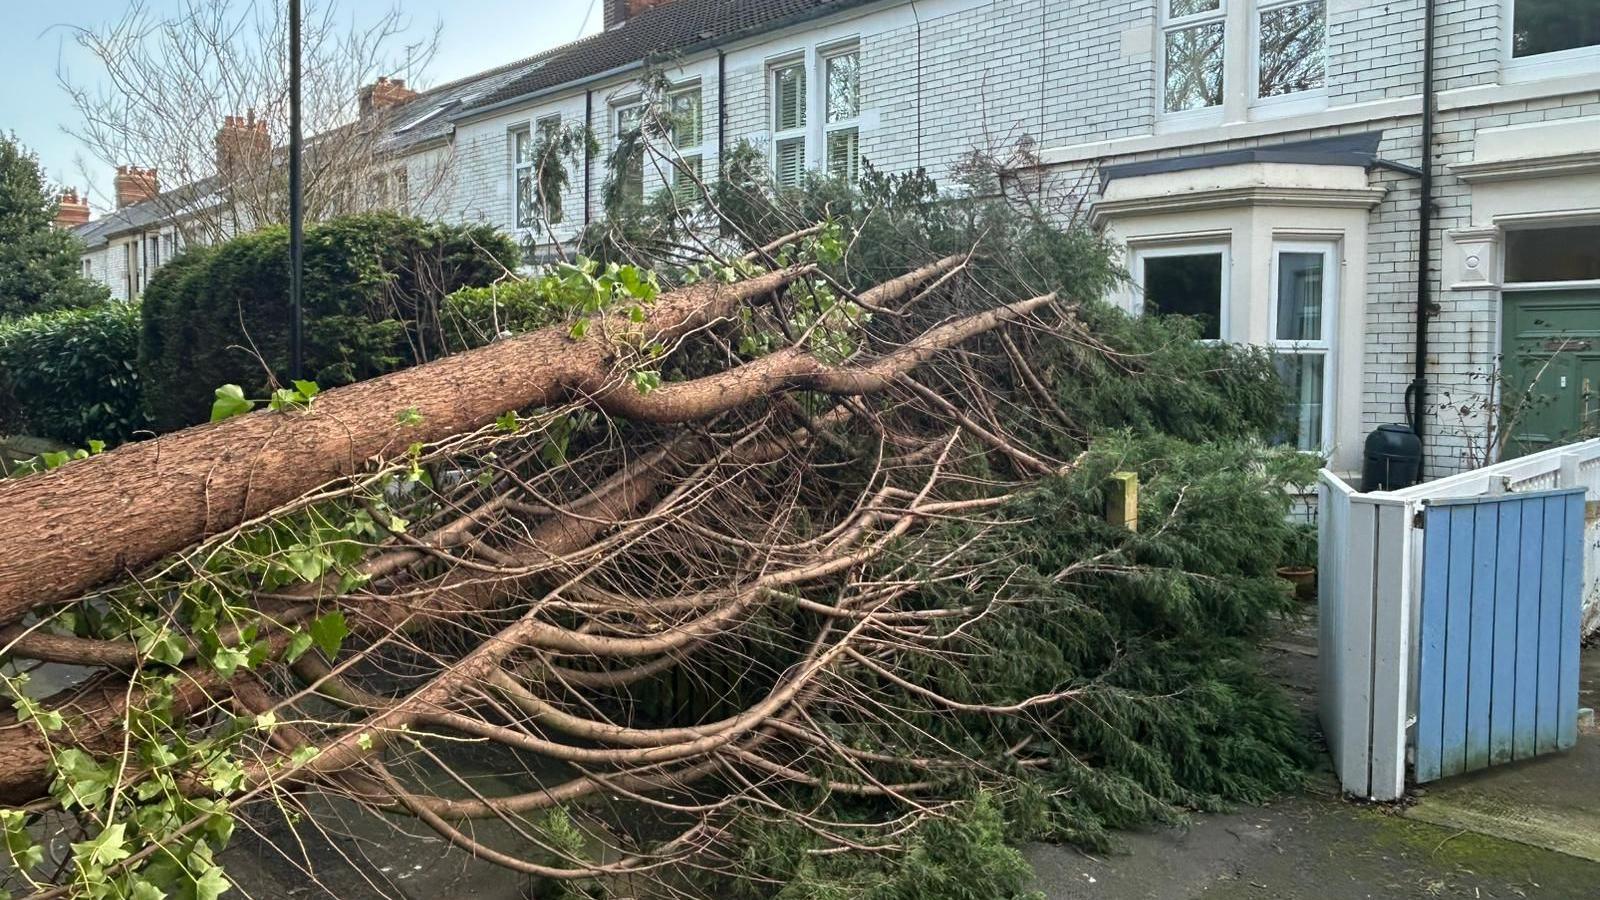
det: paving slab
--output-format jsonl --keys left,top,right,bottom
{"left": 1401, "top": 651, "right": 1600, "bottom": 862}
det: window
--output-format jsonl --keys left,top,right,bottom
{"left": 771, "top": 61, "right": 807, "bottom": 188}
{"left": 1160, "top": 0, "right": 1326, "bottom": 119}
{"left": 1505, "top": 224, "right": 1600, "bottom": 284}
{"left": 614, "top": 104, "right": 645, "bottom": 206}
{"left": 668, "top": 88, "right": 704, "bottom": 202}
{"left": 393, "top": 168, "right": 410, "bottom": 213}
{"left": 824, "top": 49, "right": 860, "bottom": 183}
{"left": 1136, "top": 245, "right": 1228, "bottom": 340}
{"left": 1511, "top": 0, "right": 1600, "bottom": 60}
{"left": 365, "top": 173, "right": 389, "bottom": 210}
{"left": 1256, "top": 0, "right": 1326, "bottom": 98}
{"left": 1163, "top": 0, "right": 1226, "bottom": 112}
{"left": 1270, "top": 244, "right": 1336, "bottom": 451}
{"left": 511, "top": 125, "right": 536, "bottom": 229}
{"left": 535, "top": 115, "right": 564, "bottom": 223}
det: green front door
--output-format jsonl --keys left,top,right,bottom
{"left": 1502, "top": 290, "right": 1600, "bottom": 458}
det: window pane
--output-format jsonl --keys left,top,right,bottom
{"left": 1170, "top": 0, "right": 1221, "bottom": 17}
{"left": 1512, "top": 0, "right": 1600, "bottom": 58}
{"left": 516, "top": 170, "right": 535, "bottom": 228}
{"left": 1505, "top": 225, "right": 1600, "bottom": 283}
{"left": 1259, "top": 0, "right": 1326, "bottom": 97}
{"left": 514, "top": 128, "right": 532, "bottom": 164}
{"left": 826, "top": 52, "right": 859, "bottom": 122}
{"left": 617, "top": 105, "right": 642, "bottom": 137}
{"left": 670, "top": 91, "right": 701, "bottom": 146}
{"left": 827, "top": 128, "right": 859, "bottom": 183}
{"left": 1275, "top": 353, "right": 1326, "bottom": 451}
{"left": 775, "top": 136, "right": 805, "bottom": 188}
{"left": 774, "top": 64, "right": 806, "bottom": 131}
{"left": 1276, "top": 251, "right": 1325, "bottom": 341}
{"left": 672, "top": 155, "right": 703, "bottom": 201}
{"left": 1164, "top": 22, "right": 1225, "bottom": 111}
{"left": 1142, "top": 252, "right": 1224, "bottom": 339}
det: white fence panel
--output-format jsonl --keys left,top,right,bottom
{"left": 1318, "top": 438, "right": 1600, "bottom": 801}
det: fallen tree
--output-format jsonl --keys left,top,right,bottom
{"left": 0, "top": 158, "right": 1312, "bottom": 900}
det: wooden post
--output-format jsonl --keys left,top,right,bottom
{"left": 1108, "top": 471, "right": 1138, "bottom": 531}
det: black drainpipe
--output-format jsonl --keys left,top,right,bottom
{"left": 717, "top": 50, "right": 726, "bottom": 169}
{"left": 583, "top": 88, "right": 594, "bottom": 228}
{"left": 1406, "top": 0, "right": 1438, "bottom": 466}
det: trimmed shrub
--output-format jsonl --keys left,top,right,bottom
{"left": 440, "top": 278, "right": 563, "bottom": 350}
{"left": 0, "top": 303, "right": 149, "bottom": 445}
{"left": 138, "top": 213, "right": 518, "bottom": 430}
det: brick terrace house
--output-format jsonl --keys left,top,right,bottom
{"left": 66, "top": 0, "right": 1600, "bottom": 477}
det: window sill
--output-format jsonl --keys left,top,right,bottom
{"left": 1503, "top": 45, "right": 1600, "bottom": 85}
{"left": 1437, "top": 69, "right": 1600, "bottom": 114}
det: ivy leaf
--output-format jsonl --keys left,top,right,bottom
{"left": 193, "top": 864, "right": 232, "bottom": 900}
{"left": 130, "top": 880, "right": 167, "bottom": 900}
{"left": 395, "top": 406, "right": 424, "bottom": 427}
{"left": 291, "top": 379, "right": 320, "bottom": 400}
{"left": 308, "top": 611, "right": 348, "bottom": 658}
{"left": 495, "top": 410, "right": 520, "bottom": 432}
{"left": 210, "top": 644, "right": 251, "bottom": 678}
{"left": 72, "top": 821, "right": 130, "bottom": 870}
{"left": 210, "top": 384, "right": 253, "bottom": 422}
{"left": 282, "top": 630, "right": 314, "bottom": 665}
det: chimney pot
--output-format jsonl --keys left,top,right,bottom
{"left": 53, "top": 188, "right": 91, "bottom": 229}
{"left": 113, "top": 167, "right": 159, "bottom": 209}
{"left": 358, "top": 75, "right": 419, "bottom": 118}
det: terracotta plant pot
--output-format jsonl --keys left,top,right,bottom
{"left": 1276, "top": 565, "right": 1317, "bottom": 602}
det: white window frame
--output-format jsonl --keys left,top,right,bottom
{"left": 510, "top": 124, "right": 535, "bottom": 230}
{"left": 821, "top": 45, "right": 862, "bottom": 184}
{"left": 1503, "top": 0, "right": 1600, "bottom": 83}
{"left": 1158, "top": 0, "right": 1230, "bottom": 128}
{"left": 769, "top": 55, "right": 809, "bottom": 187}
{"left": 666, "top": 84, "right": 706, "bottom": 200}
{"left": 533, "top": 114, "right": 565, "bottom": 223}
{"left": 1250, "top": 0, "right": 1329, "bottom": 113}
{"left": 1131, "top": 241, "right": 1233, "bottom": 342}
{"left": 613, "top": 101, "right": 646, "bottom": 205}
{"left": 1269, "top": 240, "right": 1338, "bottom": 452}
{"left": 1157, "top": 0, "right": 1329, "bottom": 131}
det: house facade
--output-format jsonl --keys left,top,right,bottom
{"left": 68, "top": 0, "right": 1600, "bottom": 477}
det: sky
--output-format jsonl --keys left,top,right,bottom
{"left": 2, "top": 0, "right": 601, "bottom": 214}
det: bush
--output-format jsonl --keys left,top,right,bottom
{"left": 0, "top": 303, "right": 148, "bottom": 445}
{"left": 440, "top": 278, "right": 563, "bottom": 350}
{"left": 138, "top": 213, "right": 519, "bottom": 430}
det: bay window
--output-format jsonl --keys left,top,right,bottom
{"left": 1159, "top": 0, "right": 1326, "bottom": 122}
{"left": 1135, "top": 244, "right": 1229, "bottom": 340}
{"left": 1271, "top": 244, "right": 1336, "bottom": 451}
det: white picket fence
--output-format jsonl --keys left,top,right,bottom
{"left": 1317, "top": 439, "right": 1600, "bottom": 801}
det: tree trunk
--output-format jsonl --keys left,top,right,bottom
{"left": 0, "top": 268, "right": 807, "bottom": 625}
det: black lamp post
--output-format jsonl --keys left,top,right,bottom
{"left": 288, "top": 0, "right": 304, "bottom": 381}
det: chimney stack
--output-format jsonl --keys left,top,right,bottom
{"left": 216, "top": 109, "right": 271, "bottom": 178}
{"left": 604, "top": 0, "right": 675, "bottom": 30}
{"left": 113, "top": 167, "right": 159, "bottom": 209}
{"left": 53, "top": 188, "right": 91, "bottom": 229}
{"left": 358, "top": 76, "right": 419, "bottom": 118}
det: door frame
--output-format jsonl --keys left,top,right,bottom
{"left": 1499, "top": 283, "right": 1600, "bottom": 459}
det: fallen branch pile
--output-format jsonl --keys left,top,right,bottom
{"left": 0, "top": 219, "right": 1310, "bottom": 899}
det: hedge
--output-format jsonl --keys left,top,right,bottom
{"left": 138, "top": 213, "right": 519, "bottom": 430}
{"left": 0, "top": 303, "right": 149, "bottom": 446}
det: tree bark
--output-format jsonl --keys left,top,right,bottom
{"left": 0, "top": 267, "right": 809, "bottom": 625}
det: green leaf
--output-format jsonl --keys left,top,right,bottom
{"left": 308, "top": 611, "right": 348, "bottom": 659}
{"left": 395, "top": 406, "right": 424, "bottom": 427}
{"left": 282, "top": 630, "right": 314, "bottom": 664}
{"left": 288, "top": 745, "right": 321, "bottom": 767}
{"left": 495, "top": 410, "right": 520, "bottom": 432}
{"left": 72, "top": 821, "right": 130, "bottom": 870}
{"left": 210, "top": 644, "right": 250, "bottom": 678}
{"left": 130, "top": 880, "right": 167, "bottom": 900}
{"left": 193, "top": 864, "right": 231, "bottom": 900}
{"left": 291, "top": 379, "right": 320, "bottom": 399}
{"left": 210, "top": 384, "right": 253, "bottom": 422}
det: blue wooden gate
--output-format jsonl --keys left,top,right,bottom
{"left": 1415, "top": 488, "right": 1587, "bottom": 783}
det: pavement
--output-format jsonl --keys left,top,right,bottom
{"left": 1027, "top": 611, "right": 1600, "bottom": 900}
